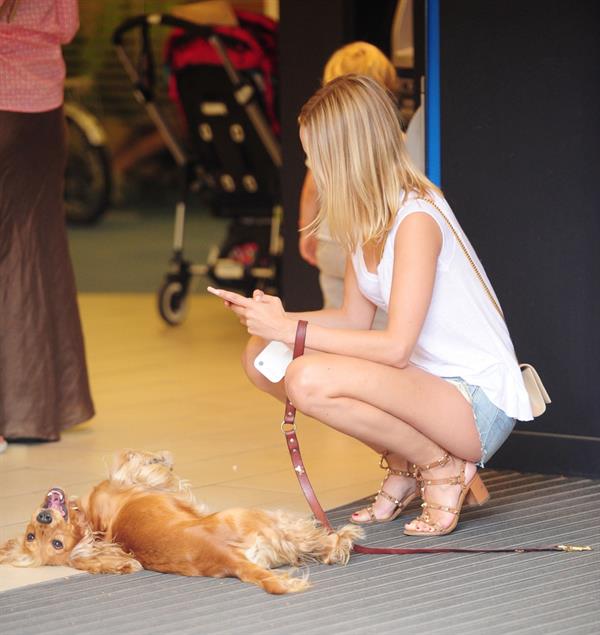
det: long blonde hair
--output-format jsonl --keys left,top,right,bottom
{"left": 323, "top": 41, "right": 400, "bottom": 97}
{"left": 298, "top": 74, "right": 437, "bottom": 253}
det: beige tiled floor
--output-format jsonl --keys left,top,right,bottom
{"left": 0, "top": 294, "right": 380, "bottom": 592}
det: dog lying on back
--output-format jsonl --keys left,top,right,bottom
{"left": 0, "top": 450, "right": 362, "bottom": 593}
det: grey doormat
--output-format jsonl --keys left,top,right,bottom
{"left": 1, "top": 470, "right": 599, "bottom": 635}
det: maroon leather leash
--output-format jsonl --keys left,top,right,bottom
{"left": 282, "top": 320, "right": 591, "bottom": 556}
{"left": 282, "top": 320, "right": 333, "bottom": 531}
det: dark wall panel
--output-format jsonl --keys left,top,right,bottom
{"left": 278, "top": 0, "right": 398, "bottom": 311}
{"left": 440, "top": 1, "right": 600, "bottom": 474}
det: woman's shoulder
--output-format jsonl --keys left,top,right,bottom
{"left": 398, "top": 188, "right": 448, "bottom": 209}
{"left": 393, "top": 190, "right": 451, "bottom": 231}
{"left": 389, "top": 190, "right": 456, "bottom": 268}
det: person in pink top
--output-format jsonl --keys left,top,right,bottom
{"left": 0, "top": 0, "right": 94, "bottom": 452}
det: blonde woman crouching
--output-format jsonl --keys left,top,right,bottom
{"left": 210, "top": 75, "right": 532, "bottom": 536}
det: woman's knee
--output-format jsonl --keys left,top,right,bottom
{"left": 284, "top": 356, "right": 327, "bottom": 412}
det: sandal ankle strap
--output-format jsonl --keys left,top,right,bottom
{"left": 379, "top": 453, "right": 418, "bottom": 478}
{"left": 413, "top": 452, "right": 451, "bottom": 473}
{"left": 377, "top": 488, "right": 404, "bottom": 507}
{"left": 420, "top": 473, "right": 466, "bottom": 488}
{"left": 389, "top": 467, "right": 415, "bottom": 478}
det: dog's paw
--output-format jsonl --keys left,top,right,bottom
{"left": 116, "top": 559, "right": 143, "bottom": 574}
{"left": 263, "top": 570, "right": 310, "bottom": 594}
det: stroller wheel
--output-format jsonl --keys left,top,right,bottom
{"left": 158, "top": 280, "right": 188, "bottom": 326}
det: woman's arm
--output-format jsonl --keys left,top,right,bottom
{"left": 208, "top": 257, "right": 376, "bottom": 333}
{"left": 298, "top": 212, "right": 441, "bottom": 366}
{"left": 286, "top": 258, "right": 376, "bottom": 330}
{"left": 209, "top": 212, "right": 440, "bottom": 366}
{"left": 298, "top": 170, "right": 319, "bottom": 266}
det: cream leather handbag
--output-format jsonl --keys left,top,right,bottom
{"left": 422, "top": 198, "right": 551, "bottom": 417}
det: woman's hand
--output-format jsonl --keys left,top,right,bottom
{"left": 207, "top": 287, "right": 296, "bottom": 343}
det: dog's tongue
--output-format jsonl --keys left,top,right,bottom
{"left": 44, "top": 488, "right": 66, "bottom": 517}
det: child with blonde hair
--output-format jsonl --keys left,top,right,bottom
{"left": 322, "top": 41, "right": 400, "bottom": 92}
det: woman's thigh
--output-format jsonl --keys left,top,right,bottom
{"left": 285, "top": 353, "right": 481, "bottom": 461}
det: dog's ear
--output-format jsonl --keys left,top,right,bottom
{"left": 0, "top": 538, "right": 38, "bottom": 567}
{"left": 68, "top": 537, "right": 142, "bottom": 574}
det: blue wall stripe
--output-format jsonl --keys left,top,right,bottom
{"left": 425, "top": 0, "right": 441, "bottom": 186}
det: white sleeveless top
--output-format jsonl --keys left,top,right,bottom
{"left": 351, "top": 190, "right": 533, "bottom": 421}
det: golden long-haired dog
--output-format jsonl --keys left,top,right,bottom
{"left": 0, "top": 450, "right": 362, "bottom": 593}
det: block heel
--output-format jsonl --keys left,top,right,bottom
{"left": 465, "top": 473, "right": 490, "bottom": 506}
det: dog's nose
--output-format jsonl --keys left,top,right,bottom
{"left": 36, "top": 510, "right": 53, "bottom": 524}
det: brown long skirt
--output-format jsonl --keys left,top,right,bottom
{"left": 0, "top": 107, "right": 94, "bottom": 441}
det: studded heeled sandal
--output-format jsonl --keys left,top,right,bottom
{"left": 404, "top": 452, "right": 490, "bottom": 536}
{"left": 351, "top": 453, "right": 419, "bottom": 525}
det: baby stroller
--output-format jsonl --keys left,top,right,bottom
{"left": 112, "top": 11, "right": 282, "bottom": 325}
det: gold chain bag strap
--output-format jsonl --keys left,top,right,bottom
{"left": 421, "top": 197, "right": 551, "bottom": 418}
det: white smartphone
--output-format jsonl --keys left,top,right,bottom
{"left": 253, "top": 340, "right": 293, "bottom": 383}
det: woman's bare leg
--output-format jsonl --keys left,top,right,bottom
{"left": 243, "top": 335, "right": 404, "bottom": 458}
{"left": 242, "top": 337, "right": 419, "bottom": 520}
{"left": 284, "top": 353, "right": 482, "bottom": 531}
{"left": 242, "top": 335, "right": 396, "bottom": 447}
{"left": 242, "top": 337, "right": 479, "bottom": 528}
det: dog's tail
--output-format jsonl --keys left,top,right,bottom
{"left": 327, "top": 524, "right": 364, "bottom": 565}
{"left": 263, "top": 512, "right": 364, "bottom": 566}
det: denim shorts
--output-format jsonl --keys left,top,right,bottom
{"left": 443, "top": 377, "right": 515, "bottom": 467}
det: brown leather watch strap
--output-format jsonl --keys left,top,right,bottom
{"left": 292, "top": 319, "right": 308, "bottom": 358}
{"left": 281, "top": 321, "right": 591, "bottom": 556}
